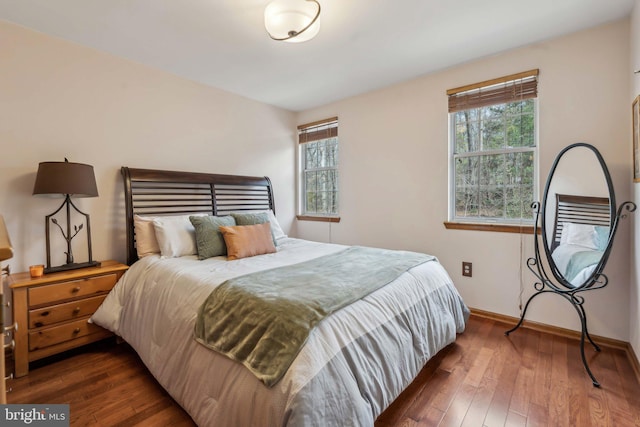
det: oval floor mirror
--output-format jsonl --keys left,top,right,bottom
{"left": 505, "top": 142, "right": 636, "bottom": 387}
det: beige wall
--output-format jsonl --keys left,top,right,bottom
{"left": 631, "top": 0, "right": 640, "bottom": 357}
{"left": 1, "top": 15, "right": 635, "bottom": 343}
{"left": 0, "top": 21, "right": 297, "bottom": 273}
{"left": 297, "top": 20, "right": 633, "bottom": 340}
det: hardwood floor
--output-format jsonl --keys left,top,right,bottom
{"left": 7, "top": 315, "right": 640, "bottom": 426}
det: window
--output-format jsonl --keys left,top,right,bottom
{"left": 298, "top": 117, "right": 339, "bottom": 220}
{"left": 448, "top": 70, "right": 538, "bottom": 226}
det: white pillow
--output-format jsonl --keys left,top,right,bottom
{"left": 134, "top": 214, "right": 206, "bottom": 257}
{"left": 133, "top": 215, "right": 161, "bottom": 257}
{"left": 152, "top": 216, "right": 200, "bottom": 258}
{"left": 560, "top": 222, "right": 597, "bottom": 250}
{"left": 266, "top": 210, "right": 287, "bottom": 240}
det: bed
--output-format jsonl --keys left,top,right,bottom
{"left": 91, "top": 167, "right": 469, "bottom": 427}
{"left": 549, "top": 194, "right": 610, "bottom": 287}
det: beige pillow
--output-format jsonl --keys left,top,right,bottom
{"left": 219, "top": 222, "right": 277, "bottom": 260}
{"left": 133, "top": 215, "right": 161, "bottom": 257}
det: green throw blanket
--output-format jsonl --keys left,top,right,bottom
{"left": 564, "top": 249, "right": 603, "bottom": 284}
{"left": 194, "top": 246, "right": 435, "bottom": 387}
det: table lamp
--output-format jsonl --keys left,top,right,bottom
{"left": 33, "top": 158, "right": 100, "bottom": 274}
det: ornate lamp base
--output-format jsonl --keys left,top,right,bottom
{"left": 44, "top": 195, "right": 98, "bottom": 275}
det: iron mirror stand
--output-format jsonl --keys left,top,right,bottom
{"left": 505, "top": 200, "right": 635, "bottom": 387}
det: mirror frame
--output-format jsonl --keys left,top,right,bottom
{"left": 540, "top": 142, "right": 616, "bottom": 290}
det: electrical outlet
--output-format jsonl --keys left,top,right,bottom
{"left": 462, "top": 261, "right": 472, "bottom": 277}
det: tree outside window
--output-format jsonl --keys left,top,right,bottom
{"left": 298, "top": 118, "right": 339, "bottom": 217}
{"left": 448, "top": 71, "right": 538, "bottom": 224}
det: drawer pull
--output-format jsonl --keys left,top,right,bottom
{"left": 71, "top": 286, "right": 81, "bottom": 293}
{"left": 73, "top": 328, "right": 81, "bottom": 334}
{"left": 72, "top": 307, "right": 81, "bottom": 315}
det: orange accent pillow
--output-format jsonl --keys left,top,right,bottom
{"left": 219, "top": 222, "right": 277, "bottom": 260}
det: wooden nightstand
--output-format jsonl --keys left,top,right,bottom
{"left": 9, "top": 260, "right": 128, "bottom": 377}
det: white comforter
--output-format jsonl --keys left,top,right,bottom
{"left": 91, "top": 238, "right": 469, "bottom": 426}
{"left": 551, "top": 243, "right": 599, "bottom": 287}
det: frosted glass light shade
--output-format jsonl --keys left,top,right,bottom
{"left": 264, "top": 0, "right": 321, "bottom": 43}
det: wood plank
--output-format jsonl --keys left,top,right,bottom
{"left": 530, "top": 348, "right": 552, "bottom": 408}
{"left": 5, "top": 315, "right": 640, "bottom": 427}
{"left": 460, "top": 376, "right": 498, "bottom": 427}
{"left": 505, "top": 410, "right": 527, "bottom": 427}
{"left": 526, "top": 402, "right": 549, "bottom": 427}
{"left": 483, "top": 349, "right": 521, "bottom": 427}
{"left": 509, "top": 364, "right": 534, "bottom": 417}
{"left": 463, "top": 346, "right": 494, "bottom": 387}
{"left": 547, "top": 336, "right": 570, "bottom": 427}
{"left": 437, "top": 382, "right": 476, "bottom": 427}
{"left": 566, "top": 339, "right": 593, "bottom": 427}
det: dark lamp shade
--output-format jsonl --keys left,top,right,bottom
{"left": 33, "top": 161, "right": 98, "bottom": 197}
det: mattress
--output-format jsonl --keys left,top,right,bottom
{"left": 91, "top": 237, "right": 469, "bottom": 426}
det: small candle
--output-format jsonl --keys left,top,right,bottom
{"left": 29, "top": 264, "right": 44, "bottom": 278}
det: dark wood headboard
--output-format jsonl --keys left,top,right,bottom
{"left": 550, "top": 193, "right": 610, "bottom": 251}
{"left": 122, "top": 167, "right": 275, "bottom": 265}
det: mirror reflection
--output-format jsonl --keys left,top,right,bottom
{"left": 549, "top": 195, "right": 610, "bottom": 287}
{"left": 542, "top": 144, "right": 612, "bottom": 288}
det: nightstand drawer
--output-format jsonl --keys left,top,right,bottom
{"left": 28, "top": 317, "right": 105, "bottom": 351}
{"left": 29, "top": 295, "right": 107, "bottom": 328}
{"left": 28, "top": 273, "right": 117, "bottom": 307}
{"left": 10, "top": 260, "right": 128, "bottom": 377}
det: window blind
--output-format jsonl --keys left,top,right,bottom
{"left": 298, "top": 117, "right": 338, "bottom": 144}
{"left": 447, "top": 69, "right": 539, "bottom": 113}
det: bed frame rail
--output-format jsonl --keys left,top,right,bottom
{"left": 550, "top": 193, "right": 610, "bottom": 251}
{"left": 122, "top": 167, "right": 274, "bottom": 265}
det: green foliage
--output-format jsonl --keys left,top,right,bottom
{"left": 303, "top": 137, "right": 339, "bottom": 215}
{"left": 453, "top": 100, "right": 535, "bottom": 221}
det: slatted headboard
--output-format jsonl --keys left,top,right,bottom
{"left": 122, "top": 167, "right": 275, "bottom": 265}
{"left": 550, "top": 193, "right": 610, "bottom": 251}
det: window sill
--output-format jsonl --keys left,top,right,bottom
{"left": 443, "top": 221, "right": 537, "bottom": 234}
{"left": 297, "top": 215, "right": 341, "bottom": 223}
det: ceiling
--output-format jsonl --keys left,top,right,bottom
{"left": 0, "top": 0, "right": 635, "bottom": 112}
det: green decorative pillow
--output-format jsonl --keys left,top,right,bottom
{"left": 190, "top": 215, "right": 236, "bottom": 259}
{"left": 231, "top": 212, "right": 278, "bottom": 246}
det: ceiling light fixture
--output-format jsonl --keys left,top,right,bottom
{"left": 264, "top": 0, "right": 321, "bottom": 43}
